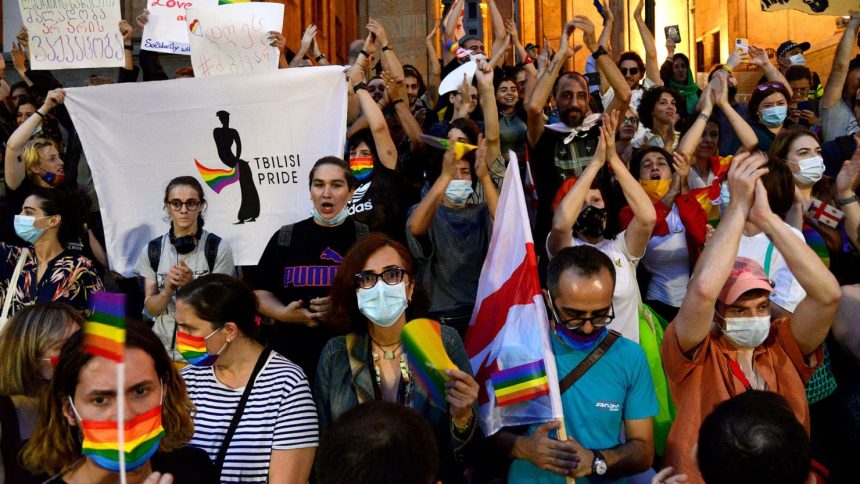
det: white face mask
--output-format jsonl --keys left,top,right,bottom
{"left": 788, "top": 53, "right": 805, "bottom": 66}
{"left": 357, "top": 281, "right": 408, "bottom": 328}
{"left": 789, "top": 155, "right": 824, "bottom": 185}
{"left": 718, "top": 314, "right": 771, "bottom": 348}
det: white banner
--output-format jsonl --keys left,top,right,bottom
{"left": 64, "top": 67, "right": 348, "bottom": 275}
{"left": 142, "top": 0, "right": 219, "bottom": 55}
{"left": 18, "top": 0, "right": 125, "bottom": 70}
{"left": 185, "top": 2, "right": 283, "bottom": 77}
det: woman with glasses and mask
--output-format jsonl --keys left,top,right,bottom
{"left": 0, "top": 303, "right": 82, "bottom": 483}
{"left": 135, "top": 176, "right": 234, "bottom": 362}
{"left": 548, "top": 112, "right": 657, "bottom": 343}
{"left": 21, "top": 319, "right": 216, "bottom": 483}
{"left": 316, "top": 233, "right": 480, "bottom": 484}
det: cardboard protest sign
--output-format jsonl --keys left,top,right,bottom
{"left": 185, "top": 2, "right": 283, "bottom": 77}
{"left": 142, "top": 0, "right": 219, "bottom": 54}
{"left": 18, "top": 0, "right": 124, "bottom": 69}
{"left": 761, "top": 0, "right": 856, "bottom": 16}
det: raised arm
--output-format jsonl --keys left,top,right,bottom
{"left": 382, "top": 70, "right": 423, "bottom": 153}
{"left": 311, "top": 36, "right": 330, "bottom": 66}
{"left": 268, "top": 31, "right": 290, "bottom": 69}
{"left": 506, "top": 19, "right": 535, "bottom": 74}
{"left": 4, "top": 89, "right": 65, "bottom": 190}
{"left": 821, "top": 13, "right": 860, "bottom": 109}
{"left": 713, "top": 72, "right": 758, "bottom": 152}
{"left": 11, "top": 42, "right": 32, "bottom": 87}
{"left": 748, "top": 45, "right": 793, "bottom": 98}
{"left": 527, "top": 22, "right": 576, "bottom": 148}
{"left": 407, "top": 144, "right": 458, "bottom": 237}
{"left": 425, "top": 20, "right": 442, "bottom": 108}
{"left": 444, "top": 0, "right": 465, "bottom": 43}
{"left": 488, "top": 35, "right": 512, "bottom": 70}
{"left": 750, "top": 182, "right": 841, "bottom": 355}
{"left": 349, "top": 66, "right": 398, "bottom": 170}
{"left": 120, "top": 20, "right": 133, "bottom": 71}
{"left": 676, "top": 84, "right": 715, "bottom": 158}
{"left": 548, "top": 133, "right": 607, "bottom": 257}
{"left": 633, "top": 0, "right": 662, "bottom": 86}
{"left": 486, "top": 0, "right": 508, "bottom": 57}
{"left": 604, "top": 111, "right": 656, "bottom": 257}
{"left": 289, "top": 25, "right": 317, "bottom": 68}
{"left": 674, "top": 152, "right": 768, "bottom": 353}
{"left": 475, "top": 135, "right": 499, "bottom": 218}
{"left": 574, "top": 15, "right": 631, "bottom": 113}
{"left": 367, "top": 19, "right": 404, "bottom": 80}
{"left": 836, "top": 139, "right": 860, "bottom": 250}
{"left": 476, "top": 60, "right": 501, "bottom": 169}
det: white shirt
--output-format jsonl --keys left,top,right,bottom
{"left": 641, "top": 206, "right": 690, "bottom": 307}
{"left": 737, "top": 226, "right": 807, "bottom": 312}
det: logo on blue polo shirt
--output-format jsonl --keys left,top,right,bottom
{"left": 595, "top": 400, "right": 621, "bottom": 412}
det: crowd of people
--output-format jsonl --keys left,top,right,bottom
{"left": 0, "top": 0, "right": 859, "bottom": 482}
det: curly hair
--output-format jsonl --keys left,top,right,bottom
{"left": 637, "top": 86, "right": 684, "bottom": 130}
{"left": 21, "top": 320, "right": 195, "bottom": 476}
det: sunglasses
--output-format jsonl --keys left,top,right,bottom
{"left": 620, "top": 67, "right": 640, "bottom": 76}
{"left": 623, "top": 116, "right": 639, "bottom": 126}
{"left": 755, "top": 82, "right": 784, "bottom": 91}
{"left": 354, "top": 267, "right": 407, "bottom": 289}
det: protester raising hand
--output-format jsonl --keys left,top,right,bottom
{"left": 135, "top": 9, "right": 150, "bottom": 28}
{"left": 835, "top": 141, "right": 860, "bottom": 249}
{"left": 289, "top": 24, "right": 318, "bottom": 67}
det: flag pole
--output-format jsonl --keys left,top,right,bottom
{"left": 118, "top": 361, "right": 127, "bottom": 484}
{"left": 556, "top": 418, "right": 575, "bottom": 484}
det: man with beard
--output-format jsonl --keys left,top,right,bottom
{"left": 526, "top": 16, "right": 632, "bottom": 253}
{"left": 492, "top": 246, "right": 657, "bottom": 482}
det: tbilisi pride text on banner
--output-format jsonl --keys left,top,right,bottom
{"left": 17, "top": 0, "right": 124, "bottom": 70}
{"left": 760, "top": 0, "right": 857, "bottom": 15}
{"left": 63, "top": 66, "right": 348, "bottom": 276}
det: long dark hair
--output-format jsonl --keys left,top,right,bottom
{"left": 176, "top": 274, "right": 260, "bottom": 340}
{"left": 329, "top": 233, "right": 428, "bottom": 334}
{"left": 32, "top": 187, "right": 91, "bottom": 246}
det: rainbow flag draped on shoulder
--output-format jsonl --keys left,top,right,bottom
{"left": 465, "top": 152, "right": 564, "bottom": 436}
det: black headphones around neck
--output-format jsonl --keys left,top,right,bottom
{"left": 169, "top": 225, "right": 203, "bottom": 255}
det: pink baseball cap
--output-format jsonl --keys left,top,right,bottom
{"left": 718, "top": 257, "right": 775, "bottom": 305}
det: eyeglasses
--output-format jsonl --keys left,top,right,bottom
{"left": 166, "top": 199, "right": 202, "bottom": 211}
{"left": 792, "top": 88, "right": 810, "bottom": 96}
{"left": 623, "top": 116, "right": 639, "bottom": 126}
{"left": 620, "top": 67, "right": 640, "bottom": 76}
{"left": 755, "top": 82, "right": 784, "bottom": 91}
{"left": 547, "top": 293, "right": 615, "bottom": 331}
{"left": 354, "top": 267, "right": 407, "bottom": 289}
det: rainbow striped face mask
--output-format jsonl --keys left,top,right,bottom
{"left": 69, "top": 385, "right": 165, "bottom": 472}
{"left": 176, "top": 328, "right": 227, "bottom": 366}
{"left": 349, "top": 156, "right": 375, "bottom": 182}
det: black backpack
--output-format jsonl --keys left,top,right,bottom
{"left": 147, "top": 233, "right": 221, "bottom": 274}
{"left": 276, "top": 220, "right": 369, "bottom": 249}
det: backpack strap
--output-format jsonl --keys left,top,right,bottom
{"left": 763, "top": 242, "right": 775, "bottom": 279}
{"left": 558, "top": 330, "right": 621, "bottom": 394}
{"left": 277, "top": 224, "right": 295, "bottom": 249}
{"left": 204, "top": 233, "right": 221, "bottom": 273}
{"left": 354, "top": 220, "right": 370, "bottom": 240}
{"left": 147, "top": 237, "right": 163, "bottom": 274}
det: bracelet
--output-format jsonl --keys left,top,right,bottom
{"left": 722, "top": 64, "right": 733, "bottom": 74}
{"left": 34, "top": 111, "right": 46, "bottom": 119}
{"left": 124, "top": 44, "right": 132, "bottom": 49}
{"left": 359, "top": 49, "right": 369, "bottom": 58}
{"left": 591, "top": 45, "right": 608, "bottom": 60}
{"left": 315, "top": 54, "right": 325, "bottom": 62}
{"left": 382, "top": 44, "right": 393, "bottom": 52}
{"left": 391, "top": 98, "right": 404, "bottom": 106}
{"left": 352, "top": 82, "right": 367, "bottom": 93}
{"left": 452, "top": 412, "right": 475, "bottom": 434}
{"left": 697, "top": 112, "right": 711, "bottom": 122}
{"left": 836, "top": 194, "right": 859, "bottom": 207}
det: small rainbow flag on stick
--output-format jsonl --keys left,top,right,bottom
{"left": 83, "top": 292, "right": 126, "bottom": 363}
{"left": 195, "top": 159, "right": 240, "bottom": 193}
{"left": 402, "top": 319, "right": 457, "bottom": 406}
{"left": 490, "top": 360, "right": 550, "bottom": 407}
{"left": 443, "top": 40, "right": 471, "bottom": 59}
{"left": 420, "top": 134, "right": 478, "bottom": 161}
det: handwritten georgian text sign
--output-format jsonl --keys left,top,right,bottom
{"left": 761, "top": 0, "right": 857, "bottom": 16}
{"left": 142, "top": 0, "right": 218, "bottom": 55}
{"left": 185, "top": 2, "right": 284, "bottom": 78}
{"left": 18, "top": 0, "right": 124, "bottom": 70}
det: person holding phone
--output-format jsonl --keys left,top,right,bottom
{"left": 784, "top": 65, "right": 821, "bottom": 134}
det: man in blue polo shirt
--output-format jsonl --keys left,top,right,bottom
{"left": 494, "top": 245, "right": 657, "bottom": 482}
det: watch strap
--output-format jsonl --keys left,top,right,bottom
{"left": 836, "top": 194, "right": 858, "bottom": 207}
{"left": 592, "top": 46, "right": 608, "bottom": 60}
{"left": 592, "top": 449, "right": 607, "bottom": 475}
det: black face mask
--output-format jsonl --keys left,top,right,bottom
{"left": 574, "top": 205, "right": 608, "bottom": 239}
{"left": 170, "top": 226, "right": 201, "bottom": 255}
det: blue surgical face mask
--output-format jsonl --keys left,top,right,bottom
{"left": 444, "top": 179, "right": 474, "bottom": 205}
{"left": 357, "top": 281, "right": 409, "bottom": 327}
{"left": 759, "top": 106, "right": 787, "bottom": 128}
{"left": 788, "top": 53, "right": 805, "bottom": 66}
{"left": 14, "top": 215, "right": 48, "bottom": 244}
{"left": 720, "top": 182, "right": 731, "bottom": 206}
{"left": 311, "top": 205, "right": 349, "bottom": 226}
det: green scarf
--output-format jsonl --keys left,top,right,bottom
{"left": 669, "top": 68, "right": 700, "bottom": 115}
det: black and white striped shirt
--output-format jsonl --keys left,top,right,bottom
{"left": 181, "top": 352, "right": 319, "bottom": 482}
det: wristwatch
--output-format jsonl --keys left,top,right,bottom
{"left": 591, "top": 450, "right": 608, "bottom": 476}
{"left": 591, "top": 46, "right": 608, "bottom": 60}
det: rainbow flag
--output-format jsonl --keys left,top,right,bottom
{"left": 402, "top": 319, "right": 457, "bottom": 406}
{"left": 83, "top": 292, "right": 126, "bottom": 362}
{"left": 802, "top": 225, "right": 830, "bottom": 268}
{"left": 419, "top": 134, "right": 478, "bottom": 161}
{"left": 349, "top": 156, "right": 374, "bottom": 182}
{"left": 195, "top": 159, "right": 239, "bottom": 193}
{"left": 81, "top": 406, "right": 165, "bottom": 472}
{"left": 443, "top": 40, "right": 470, "bottom": 59}
{"left": 176, "top": 331, "right": 218, "bottom": 366}
{"left": 490, "top": 361, "right": 550, "bottom": 407}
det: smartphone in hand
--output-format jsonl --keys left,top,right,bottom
{"left": 735, "top": 38, "right": 749, "bottom": 54}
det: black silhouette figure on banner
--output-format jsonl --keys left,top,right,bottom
{"left": 214, "top": 110, "right": 260, "bottom": 224}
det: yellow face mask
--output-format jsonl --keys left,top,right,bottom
{"left": 639, "top": 179, "right": 671, "bottom": 202}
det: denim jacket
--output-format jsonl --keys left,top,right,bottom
{"left": 315, "top": 324, "right": 480, "bottom": 482}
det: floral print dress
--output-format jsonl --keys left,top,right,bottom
{"left": 0, "top": 243, "right": 103, "bottom": 317}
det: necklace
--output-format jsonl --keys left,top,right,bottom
{"left": 370, "top": 336, "right": 402, "bottom": 360}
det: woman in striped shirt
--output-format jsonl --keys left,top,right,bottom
{"left": 177, "top": 274, "right": 319, "bottom": 483}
